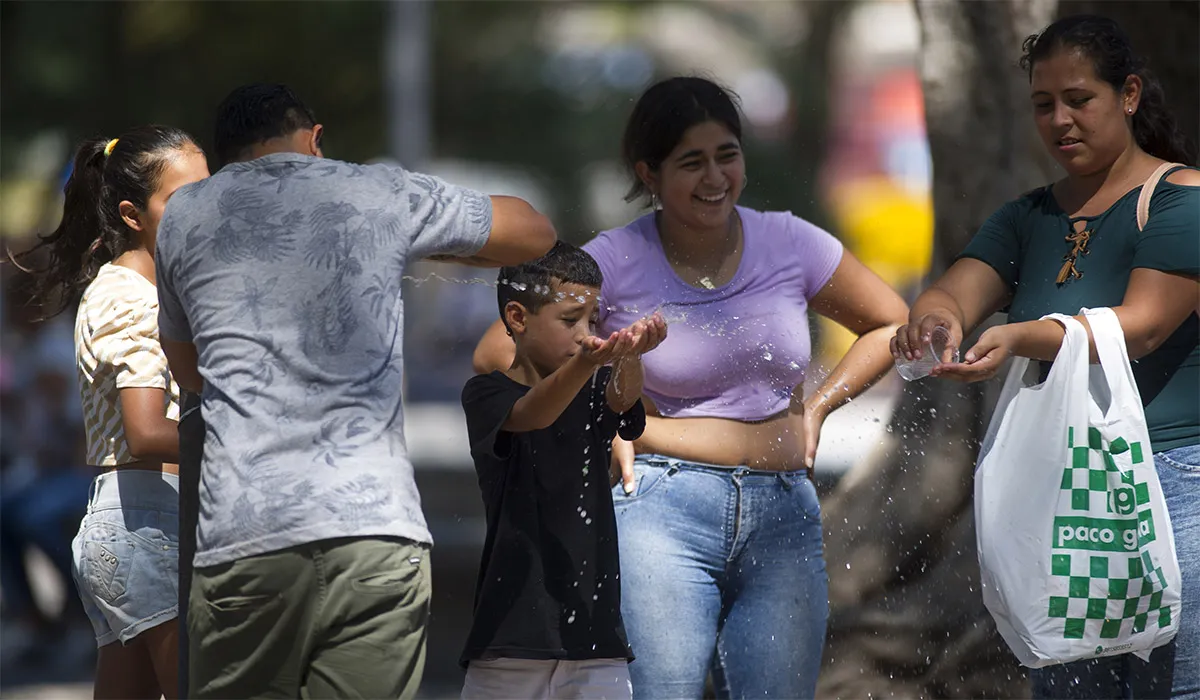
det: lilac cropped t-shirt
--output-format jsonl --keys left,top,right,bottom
{"left": 582, "top": 206, "right": 844, "bottom": 421}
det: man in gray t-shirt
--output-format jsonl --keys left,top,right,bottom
{"left": 156, "top": 84, "right": 555, "bottom": 699}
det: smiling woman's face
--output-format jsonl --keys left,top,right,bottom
{"left": 644, "top": 120, "right": 745, "bottom": 231}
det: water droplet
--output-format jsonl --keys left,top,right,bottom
{"left": 567, "top": 612, "right": 576, "bottom": 624}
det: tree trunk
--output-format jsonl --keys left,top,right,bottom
{"left": 818, "top": 2, "right": 1198, "bottom": 698}
{"left": 817, "top": 1, "right": 1056, "bottom": 698}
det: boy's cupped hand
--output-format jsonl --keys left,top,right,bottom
{"left": 579, "top": 313, "right": 668, "bottom": 364}
{"left": 626, "top": 312, "right": 668, "bottom": 356}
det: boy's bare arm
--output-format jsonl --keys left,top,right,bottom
{"left": 503, "top": 355, "right": 602, "bottom": 432}
{"left": 605, "top": 356, "right": 643, "bottom": 414}
{"left": 604, "top": 313, "right": 666, "bottom": 413}
{"left": 504, "top": 330, "right": 634, "bottom": 432}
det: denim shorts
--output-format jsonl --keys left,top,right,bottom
{"left": 72, "top": 469, "right": 180, "bottom": 647}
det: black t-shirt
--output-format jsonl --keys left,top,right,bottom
{"left": 460, "top": 367, "right": 645, "bottom": 666}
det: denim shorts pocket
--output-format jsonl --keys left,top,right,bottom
{"left": 611, "top": 461, "right": 673, "bottom": 504}
{"left": 1158, "top": 445, "right": 1200, "bottom": 473}
{"left": 79, "top": 524, "right": 134, "bottom": 604}
{"left": 116, "top": 507, "right": 177, "bottom": 548}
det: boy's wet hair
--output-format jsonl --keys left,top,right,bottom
{"left": 497, "top": 241, "right": 602, "bottom": 332}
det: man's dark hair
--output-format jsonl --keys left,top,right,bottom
{"left": 213, "top": 83, "right": 318, "bottom": 167}
{"left": 497, "top": 241, "right": 602, "bottom": 333}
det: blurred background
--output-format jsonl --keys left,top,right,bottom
{"left": 0, "top": 3, "right": 929, "bottom": 694}
{"left": 1, "top": 0, "right": 1192, "bottom": 698}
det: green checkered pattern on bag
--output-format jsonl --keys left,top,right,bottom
{"left": 1048, "top": 427, "right": 1171, "bottom": 640}
{"left": 1047, "top": 551, "right": 1171, "bottom": 640}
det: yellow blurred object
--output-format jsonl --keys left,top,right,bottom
{"left": 0, "top": 179, "right": 56, "bottom": 241}
{"left": 832, "top": 176, "right": 932, "bottom": 281}
{"left": 816, "top": 176, "right": 933, "bottom": 366}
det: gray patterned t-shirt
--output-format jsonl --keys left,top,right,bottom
{"left": 155, "top": 153, "right": 493, "bottom": 568}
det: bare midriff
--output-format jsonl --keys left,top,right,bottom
{"left": 633, "top": 396, "right": 805, "bottom": 471}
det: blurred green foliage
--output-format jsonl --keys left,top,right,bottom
{"left": 1, "top": 1, "right": 847, "bottom": 240}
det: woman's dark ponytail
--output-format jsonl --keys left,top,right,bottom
{"left": 7, "top": 125, "right": 199, "bottom": 319}
{"left": 9, "top": 138, "right": 111, "bottom": 318}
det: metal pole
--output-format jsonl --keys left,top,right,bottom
{"left": 386, "top": 0, "right": 431, "bottom": 169}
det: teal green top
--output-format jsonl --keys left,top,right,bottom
{"left": 960, "top": 166, "right": 1199, "bottom": 452}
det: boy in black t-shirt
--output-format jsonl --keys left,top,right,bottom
{"left": 460, "top": 241, "right": 665, "bottom": 699}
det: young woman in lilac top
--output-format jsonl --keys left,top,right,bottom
{"left": 475, "top": 77, "right": 907, "bottom": 698}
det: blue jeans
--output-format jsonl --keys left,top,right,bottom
{"left": 1031, "top": 443, "right": 1200, "bottom": 699}
{"left": 612, "top": 456, "right": 828, "bottom": 699}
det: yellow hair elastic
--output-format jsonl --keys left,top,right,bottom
{"left": 103, "top": 139, "right": 119, "bottom": 157}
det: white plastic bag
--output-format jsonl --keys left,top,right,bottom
{"left": 974, "top": 307, "right": 1180, "bottom": 668}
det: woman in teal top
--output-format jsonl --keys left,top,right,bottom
{"left": 894, "top": 15, "right": 1198, "bottom": 699}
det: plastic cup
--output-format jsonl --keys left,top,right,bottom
{"left": 896, "top": 326, "right": 959, "bottom": 381}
